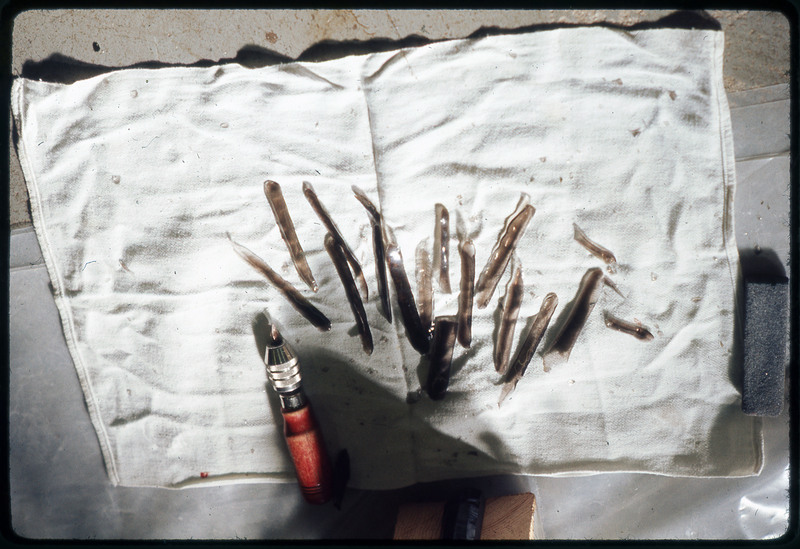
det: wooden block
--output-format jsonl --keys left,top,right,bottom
{"left": 393, "top": 501, "right": 446, "bottom": 540}
{"left": 393, "top": 493, "right": 536, "bottom": 540}
{"left": 481, "top": 492, "right": 536, "bottom": 540}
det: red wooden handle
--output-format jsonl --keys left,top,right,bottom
{"left": 282, "top": 403, "right": 333, "bottom": 504}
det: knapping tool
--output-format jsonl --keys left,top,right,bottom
{"left": 264, "top": 323, "right": 333, "bottom": 504}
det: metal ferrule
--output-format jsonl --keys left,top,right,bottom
{"left": 278, "top": 389, "right": 307, "bottom": 411}
{"left": 265, "top": 343, "right": 303, "bottom": 394}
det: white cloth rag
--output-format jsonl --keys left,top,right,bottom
{"left": 11, "top": 26, "right": 760, "bottom": 489}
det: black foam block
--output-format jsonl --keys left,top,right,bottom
{"left": 742, "top": 278, "right": 789, "bottom": 416}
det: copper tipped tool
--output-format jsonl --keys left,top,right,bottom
{"left": 264, "top": 324, "right": 332, "bottom": 504}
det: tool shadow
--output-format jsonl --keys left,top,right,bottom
{"left": 251, "top": 312, "right": 515, "bottom": 538}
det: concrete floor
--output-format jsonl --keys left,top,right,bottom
{"left": 7, "top": 9, "right": 792, "bottom": 229}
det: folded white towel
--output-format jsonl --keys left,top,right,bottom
{"left": 11, "top": 26, "right": 758, "bottom": 489}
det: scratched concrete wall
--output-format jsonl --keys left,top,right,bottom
{"left": 9, "top": 9, "right": 792, "bottom": 228}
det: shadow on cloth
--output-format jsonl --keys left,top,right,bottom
{"left": 251, "top": 312, "right": 504, "bottom": 490}
{"left": 229, "top": 312, "right": 528, "bottom": 537}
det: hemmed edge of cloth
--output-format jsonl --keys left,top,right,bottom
{"left": 711, "top": 30, "right": 764, "bottom": 476}
{"left": 11, "top": 77, "right": 123, "bottom": 486}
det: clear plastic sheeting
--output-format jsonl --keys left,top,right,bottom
{"left": 533, "top": 409, "right": 789, "bottom": 539}
{"left": 522, "top": 84, "right": 790, "bottom": 541}
{"left": 8, "top": 84, "right": 790, "bottom": 539}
